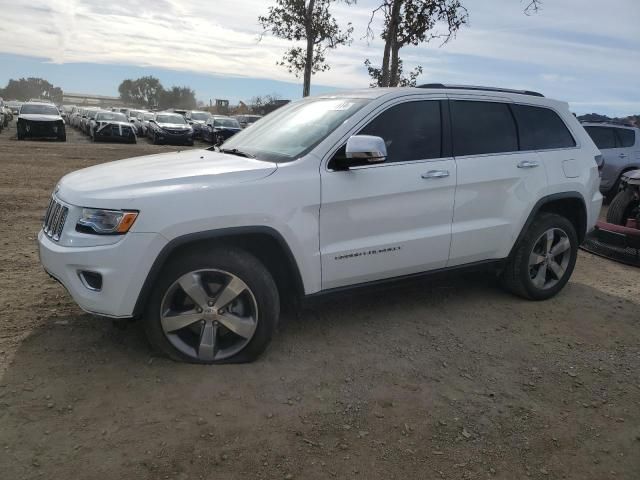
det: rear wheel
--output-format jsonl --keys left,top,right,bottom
{"left": 501, "top": 213, "right": 577, "bottom": 300}
{"left": 143, "top": 247, "right": 279, "bottom": 364}
{"left": 606, "top": 187, "right": 637, "bottom": 225}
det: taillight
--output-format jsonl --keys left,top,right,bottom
{"left": 595, "top": 154, "right": 604, "bottom": 176}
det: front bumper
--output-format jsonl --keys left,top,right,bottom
{"left": 18, "top": 120, "right": 64, "bottom": 139}
{"left": 38, "top": 230, "right": 167, "bottom": 318}
{"left": 155, "top": 129, "right": 193, "bottom": 144}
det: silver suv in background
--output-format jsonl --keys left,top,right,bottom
{"left": 583, "top": 122, "right": 640, "bottom": 197}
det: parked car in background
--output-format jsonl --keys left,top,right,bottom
{"left": 202, "top": 115, "right": 242, "bottom": 145}
{"left": 171, "top": 109, "right": 188, "bottom": 118}
{"left": 17, "top": 102, "right": 66, "bottom": 141}
{"left": 185, "top": 110, "right": 210, "bottom": 139}
{"left": 127, "top": 110, "right": 148, "bottom": 136}
{"left": 583, "top": 122, "right": 640, "bottom": 198}
{"left": 147, "top": 112, "right": 193, "bottom": 145}
{"left": 234, "top": 114, "right": 262, "bottom": 129}
{"left": 82, "top": 109, "right": 100, "bottom": 135}
{"left": 6, "top": 100, "right": 22, "bottom": 115}
{"left": 62, "top": 105, "right": 75, "bottom": 124}
{"left": 91, "top": 111, "right": 137, "bottom": 143}
{"left": 0, "top": 98, "right": 8, "bottom": 129}
{"left": 139, "top": 112, "right": 156, "bottom": 137}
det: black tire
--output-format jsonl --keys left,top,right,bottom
{"left": 501, "top": 213, "right": 578, "bottom": 301}
{"left": 152, "top": 132, "right": 160, "bottom": 145}
{"left": 143, "top": 246, "right": 279, "bottom": 364}
{"left": 606, "top": 187, "right": 636, "bottom": 225}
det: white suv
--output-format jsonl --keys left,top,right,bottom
{"left": 39, "top": 85, "right": 603, "bottom": 364}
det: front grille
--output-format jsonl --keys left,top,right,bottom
{"left": 42, "top": 197, "right": 69, "bottom": 241}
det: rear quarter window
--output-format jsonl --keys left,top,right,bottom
{"left": 511, "top": 104, "right": 576, "bottom": 150}
{"left": 615, "top": 128, "right": 636, "bottom": 148}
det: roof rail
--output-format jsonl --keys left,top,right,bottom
{"left": 417, "top": 83, "right": 544, "bottom": 98}
{"left": 580, "top": 119, "right": 635, "bottom": 127}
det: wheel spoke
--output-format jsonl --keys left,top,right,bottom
{"left": 198, "top": 321, "right": 218, "bottom": 361}
{"left": 529, "top": 252, "right": 545, "bottom": 266}
{"left": 532, "top": 263, "right": 547, "bottom": 288}
{"left": 161, "top": 310, "right": 203, "bottom": 333}
{"left": 178, "top": 272, "right": 209, "bottom": 309}
{"left": 550, "top": 237, "right": 570, "bottom": 256}
{"left": 545, "top": 230, "right": 554, "bottom": 253}
{"left": 548, "top": 259, "right": 565, "bottom": 279}
{"left": 217, "top": 313, "right": 256, "bottom": 339}
{"left": 213, "top": 276, "right": 247, "bottom": 310}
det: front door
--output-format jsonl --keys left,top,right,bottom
{"left": 319, "top": 99, "right": 456, "bottom": 290}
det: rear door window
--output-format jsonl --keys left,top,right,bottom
{"left": 511, "top": 104, "right": 576, "bottom": 150}
{"left": 451, "top": 101, "right": 518, "bottom": 156}
{"left": 615, "top": 128, "right": 636, "bottom": 148}
{"left": 584, "top": 126, "right": 617, "bottom": 149}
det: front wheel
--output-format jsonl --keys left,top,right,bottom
{"left": 143, "top": 247, "right": 279, "bottom": 364}
{"left": 501, "top": 213, "right": 578, "bottom": 300}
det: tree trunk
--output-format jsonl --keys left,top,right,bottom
{"left": 389, "top": 40, "right": 400, "bottom": 87}
{"left": 303, "top": 38, "right": 314, "bottom": 97}
{"left": 381, "top": 0, "right": 402, "bottom": 87}
{"left": 303, "top": 0, "right": 316, "bottom": 97}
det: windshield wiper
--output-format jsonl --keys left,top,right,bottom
{"left": 219, "top": 147, "right": 255, "bottom": 159}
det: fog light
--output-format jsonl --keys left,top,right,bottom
{"left": 78, "top": 270, "right": 102, "bottom": 291}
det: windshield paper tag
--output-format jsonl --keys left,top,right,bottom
{"left": 328, "top": 101, "right": 355, "bottom": 111}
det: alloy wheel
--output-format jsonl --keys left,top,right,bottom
{"left": 528, "top": 228, "right": 571, "bottom": 290}
{"left": 160, "top": 269, "right": 258, "bottom": 362}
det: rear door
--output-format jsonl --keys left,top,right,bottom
{"left": 583, "top": 126, "right": 630, "bottom": 192}
{"left": 447, "top": 97, "right": 548, "bottom": 266}
{"left": 319, "top": 98, "right": 456, "bottom": 289}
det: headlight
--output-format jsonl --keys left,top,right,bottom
{"left": 76, "top": 208, "right": 138, "bottom": 234}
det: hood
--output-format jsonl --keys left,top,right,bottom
{"left": 96, "top": 121, "right": 132, "bottom": 129}
{"left": 158, "top": 122, "right": 191, "bottom": 130}
{"left": 19, "top": 114, "right": 62, "bottom": 122}
{"left": 57, "top": 149, "right": 277, "bottom": 206}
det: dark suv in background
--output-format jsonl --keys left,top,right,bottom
{"left": 583, "top": 122, "right": 640, "bottom": 197}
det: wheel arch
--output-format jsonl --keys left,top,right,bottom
{"left": 132, "top": 226, "right": 305, "bottom": 318}
{"left": 509, "top": 192, "right": 587, "bottom": 258}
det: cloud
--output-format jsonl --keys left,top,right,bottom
{"left": 0, "top": 0, "right": 638, "bottom": 115}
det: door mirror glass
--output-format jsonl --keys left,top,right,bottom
{"left": 345, "top": 135, "right": 387, "bottom": 164}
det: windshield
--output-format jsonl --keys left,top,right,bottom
{"left": 143, "top": 113, "right": 155, "bottom": 120}
{"left": 214, "top": 118, "right": 241, "bottom": 128}
{"left": 88, "top": 110, "right": 99, "bottom": 119}
{"left": 191, "top": 112, "right": 209, "bottom": 121}
{"left": 96, "top": 112, "right": 127, "bottom": 122}
{"left": 156, "top": 114, "right": 186, "bottom": 124}
{"left": 222, "top": 98, "right": 369, "bottom": 162}
{"left": 129, "top": 111, "right": 143, "bottom": 118}
{"left": 20, "top": 104, "right": 59, "bottom": 115}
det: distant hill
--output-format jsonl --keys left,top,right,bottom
{"left": 577, "top": 113, "right": 639, "bottom": 126}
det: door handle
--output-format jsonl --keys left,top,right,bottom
{"left": 619, "top": 153, "right": 628, "bottom": 158}
{"left": 517, "top": 160, "right": 540, "bottom": 169}
{"left": 421, "top": 170, "right": 449, "bottom": 179}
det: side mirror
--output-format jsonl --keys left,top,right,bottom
{"left": 345, "top": 135, "right": 387, "bottom": 164}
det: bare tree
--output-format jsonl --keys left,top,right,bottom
{"left": 365, "top": 0, "right": 468, "bottom": 88}
{"left": 259, "top": 0, "right": 354, "bottom": 97}
{"left": 524, "top": 0, "right": 543, "bottom": 15}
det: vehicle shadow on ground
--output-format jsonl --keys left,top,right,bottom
{"left": 1, "top": 274, "right": 638, "bottom": 479}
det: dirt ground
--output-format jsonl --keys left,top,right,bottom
{"left": 0, "top": 120, "right": 638, "bottom": 480}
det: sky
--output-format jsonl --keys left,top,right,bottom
{"left": 0, "top": 0, "right": 638, "bottom": 116}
